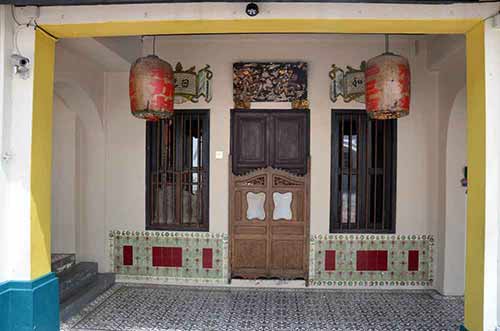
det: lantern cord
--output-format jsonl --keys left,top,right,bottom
{"left": 385, "top": 34, "right": 389, "bottom": 54}
{"left": 153, "top": 36, "right": 156, "bottom": 55}
{"left": 34, "top": 24, "right": 59, "bottom": 42}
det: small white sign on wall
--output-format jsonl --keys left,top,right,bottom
{"left": 173, "top": 62, "right": 213, "bottom": 104}
{"left": 329, "top": 62, "right": 366, "bottom": 104}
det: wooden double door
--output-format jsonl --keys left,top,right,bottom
{"left": 229, "top": 109, "right": 310, "bottom": 280}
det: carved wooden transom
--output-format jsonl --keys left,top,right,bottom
{"left": 273, "top": 176, "right": 302, "bottom": 187}
{"left": 243, "top": 176, "right": 266, "bottom": 186}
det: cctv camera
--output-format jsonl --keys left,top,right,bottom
{"left": 11, "top": 54, "right": 30, "bottom": 67}
{"left": 10, "top": 54, "right": 30, "bottom": 79}
{"left": 246, "top": 3, "right": 259, "bottom": 17}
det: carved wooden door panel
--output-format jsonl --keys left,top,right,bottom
{"left": 231, "top": 111, "right": 269, "bottom": 172}
{"left": 231, "top": 109, "right": 309, "bottom": 175}
{"left": 268, "top": 171, "right": 309, "bottom": 278}
{"left": 230, "top": 165, "right": 310, "bottom": 280}
{"left": 230, "top": 170, "right": 269, "bottom": 277}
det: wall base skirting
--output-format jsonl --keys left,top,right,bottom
{"left": 0, "top": 273, "right": 60, "bottom": 331}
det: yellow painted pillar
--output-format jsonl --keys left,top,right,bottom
{"left": 31, "top": 29, "right": 56, "bottom": 280}
{"left": 464, "top": 22, "right": 486, "bottom": 331}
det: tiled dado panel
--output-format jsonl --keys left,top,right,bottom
{"left": 309, "top": 234, "right": 434, "bottom": 287}
{"left": 111, "top": 231, "right": 433, "bottom": 286}
{"left": 109, "top": 230, "right": 229, "bottom": 284}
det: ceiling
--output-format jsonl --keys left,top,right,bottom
{"left": 56, "top": 36, "right": 142, "bottom": 72}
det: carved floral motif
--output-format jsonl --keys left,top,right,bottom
{"left": 233, "top": 62, "right": 308, "bottom": 103}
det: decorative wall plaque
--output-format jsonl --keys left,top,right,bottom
{"left": 233, "top": 62, "right": 308, "bottom": 107}
{"left": 174, "top": 62, "right": 213, "bottom": 104}
{"left": 330, "top": 62, "right": 366, "bottom": 104}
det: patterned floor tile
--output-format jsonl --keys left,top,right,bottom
{"left": 61, "top": 284, "right": 463, "bottom": 331}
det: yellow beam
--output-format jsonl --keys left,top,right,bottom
{"left": 41, "top": 18, "right": 481, "bottom": 39}
{"left": 31, "top": 29, "right": 56, "bottom": 279}
{"left": 464, "top": 21, "right": 486, "bottom": 331}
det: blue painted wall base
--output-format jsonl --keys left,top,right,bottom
{"left": 0, "top": 273, "right": 59, "bottom": 331}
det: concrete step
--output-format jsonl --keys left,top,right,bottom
{"left": 60, "top": 273, "right": 116, "bottom": 322}
{"left": 59, "top": 262, "right": 98, "bottom": 302}
{"left": 51, "top": 253, "right": 76, "bottom": 275}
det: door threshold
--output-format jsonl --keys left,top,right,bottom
{"left": 230, "top": 279, "right": 306, "bottom": 288}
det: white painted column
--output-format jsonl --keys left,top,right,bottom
{"left": 483, "top": 16, "right": 500, "bottom": 330}
{"left": 0, "top": 5, "right": 37, "bottom": 282}
{"left": 0, "top": 5, "right": 13, "bottom": 283}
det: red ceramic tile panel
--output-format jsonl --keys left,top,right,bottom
{"left": 356, "top": 250, "right": 388, "bottom": 271}
{"left": 376, "top": 250, "right": 388, "bottom": 271}
{"left": 356, "top": 251, "right": 367, "bottom": 271}
{"left": 152, "top": 246, "right": 161, "bottom": 266}
{"left": 172, "top": 247, "right": 182, "bottom": 267}
{"left": 152, "top": 247, "right": 183, "bottom": 267}
{"left": 324, "top": 250, "right": 336, "bottom": 271}
{"left": 408, "top": 250, "right": 419, "bottom": 271}
{"left": 202, "top": 248, "right": 213, "bottom": 269}
{"left": 123, "top": 245, "right": 133, "bottom": 266}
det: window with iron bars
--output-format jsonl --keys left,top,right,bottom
{"left": 146, "top": 110, "right": 209, "bottom": 231}
{"left": 330, "top": 109, "right": 397, "bottom": 233}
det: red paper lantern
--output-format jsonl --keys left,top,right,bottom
{"left": 365, "top": 53, "right": 411, "bottom": 120}
{"left": 129, "top": 55, "right": 174, "bottom": 121}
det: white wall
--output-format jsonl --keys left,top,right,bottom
{"left": 51, "top": 95, "right": 77, "bottom": 254}
{"left": 37, "top": 2, "right": 500, "bottom": 25}
{"left": 103, "top": 34, "right": 439, "bottom": 236}
{"left": 484, "top": 17, "right": 500, "bottom": 329}
{"left": 104, "top": 72, "right": 144, "bottom": 234}
{"left": 0, "top": 5, "right": 15, "bottom": 282}
{"left": 0, "top": 6, "right": 37, "bottom": 281}
{"left": 443, "top": 88, "right": 467, "bottom": 295}
{"left": 428, "top": 37, "right": 468, "bottom": 296}
{"left": 51, "top": 44, "right": 107, "bottom": 270}
{"left": 55, "top": 45, "right": 106, "bottom": 122}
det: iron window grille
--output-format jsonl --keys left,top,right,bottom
{"left": 146, "top": 110, "right": 210, "bottom": 231}
{"left": 330, "top": 109, "right": 397, "bottom": 233}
